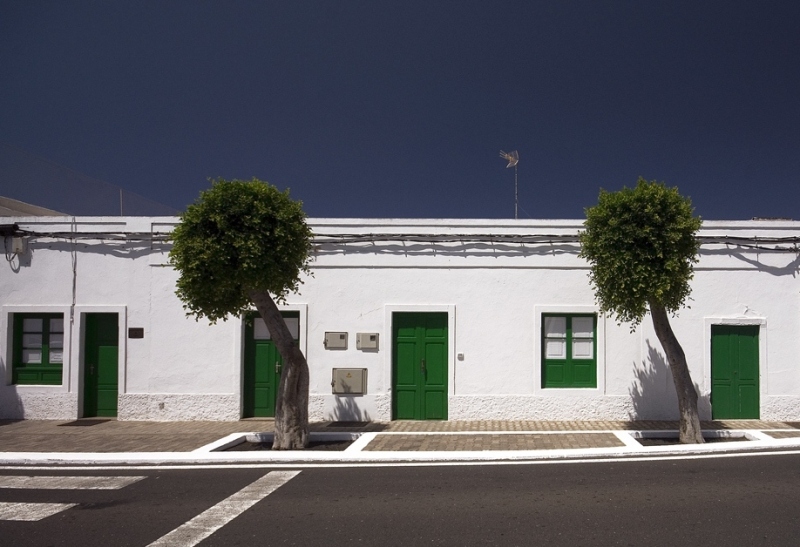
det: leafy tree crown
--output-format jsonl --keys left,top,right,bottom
{"left": 169, "top": 178, "right": 312, "bottom": 323}
{"left": 579, "top": 178, "right": 702, "bottom": 326}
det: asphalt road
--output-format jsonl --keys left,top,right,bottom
{"left": 2, "top": 453, "right": 800, "bottom": 546}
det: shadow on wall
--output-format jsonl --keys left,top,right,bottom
{"left": 331, "top": 394, "right": 371, "bottom": 423}
{"left": 314, "top": 240, "right": 580, "bottom": 259}
{"left": 25, "top": 238, "right": 155, "bottom": 261}
{"left": 701, "top": 246, "right": 800, "bottom": 277}
{"left": 0, "top": 384, "right": 25, "bottom": 421}
{"left": 629, "top": 340, "right": 708, "bottom": 420}
{"left": 3, "top": 237, "right": 32, "bottom": 273}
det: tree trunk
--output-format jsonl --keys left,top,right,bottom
{"left": 649, "top": 304, "right": 704, "bottom": 444}
{"left": 248, "top": 290, "right": 309, "bottom": 450}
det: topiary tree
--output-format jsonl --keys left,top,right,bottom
{"left": 169, "top": 178, "right": 312, "bottom": 449}
{"left": 579, "top": 178, "right": 704, "bottom": 444}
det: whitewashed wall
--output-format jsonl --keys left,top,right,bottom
{"left": 1, "top": 217, "right": 798, "bottom": 422}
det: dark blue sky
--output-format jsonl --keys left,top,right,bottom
{"left": 2, "top": 1, "right": 799, "bottom": 220}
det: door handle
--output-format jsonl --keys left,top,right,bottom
{"left": 420, "top": 359, "right": 426, "bottom": 376}
{"left": 275, "top": 361, "right": 281, "bottom": 374}
{"left": 90, "top": 365, "right": 95, "bottom": 375}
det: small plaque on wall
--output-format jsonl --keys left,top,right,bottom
{"left": 128, "top": 328, "right": 144, "bottom": 339}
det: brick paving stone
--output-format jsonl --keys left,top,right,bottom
{"left": 1, "top": 419, "right": 797, "bottom": 453}
{"left": 0, "top": 420, "right": 267, "bottom": 452}
{"left": 763, "top": 431, "right": 800, "bottom": 439}
{"left": 377, "top": 420, "right": 795, "bottom": 432}
{"left": 363, "top": 433, "right": 625, "bottom": 451}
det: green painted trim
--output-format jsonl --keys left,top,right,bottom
{"left": 83, "top": 313, "right": 119, "bottom": 418}
{"left": 242, "top": 311, "right": 300, "bottom": 418}
{"left": 392, "top": 312, "right": 448, "bottom": 420}
{"left": 711, "top": 324, "right": 760, "bottom": 419}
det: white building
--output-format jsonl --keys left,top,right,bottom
{"left": 1, "top": 216, "right": 799, "bottom": 422}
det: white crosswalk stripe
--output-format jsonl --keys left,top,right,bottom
{"left": 0, "top": 475, "right": 145, "bottom": 490}
{"left": 0, "top": 475, "right": 146, "bottom": 522}
{"left": 0, "top": 502, "right": 77, "bottom": 521}
{"left": 148, "top": 470, "right": 300, "bottom": 547}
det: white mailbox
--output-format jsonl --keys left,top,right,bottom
{"left": 356, "top": 332, "right": 379, "bottom": 350}
{"left": 324, "top": 332, "right": 348, "bottom": 349}
{"left": 331, "top": 368, "right": 367, "bottom": 395}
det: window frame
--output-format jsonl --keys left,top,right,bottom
{"left": 537, "top": 308, "right": 604, "bottom": 393}
{"left": 12, "top": 313, "right": 65, "bottom": 385}
{"left": 535, "top": 307, "right": 603, "bottom": 392}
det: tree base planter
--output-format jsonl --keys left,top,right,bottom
{"left": 220, "top": 432, "right": 359, "bottom": 452}
{"left": 633, "top": 431, "right": 754, "bottom": 446}
{"left": 226, "top": 440, "right": 354, "bottom": 451}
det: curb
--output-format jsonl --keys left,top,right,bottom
{"left": 3, "top": 429, "right": 800, "bottom": 467}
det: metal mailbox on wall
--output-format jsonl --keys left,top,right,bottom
{"left": 331, "top": 368, "right": 367, "bottom": 395}
{"left": 324, "top": 332, "right": 347, "bottom": 349}
{"left": 356, "top": 332, "right": 379, "bottom": 350}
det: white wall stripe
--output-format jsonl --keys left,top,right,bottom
{"left": 0, "top": 502, "right": 77, "bottom": 521}
{"left": 147, "top": 470, "right": 300, "bottom": 547}
{"left": 0, "top": 475, "right": 146, "bottom": 490}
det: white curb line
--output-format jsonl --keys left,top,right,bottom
{"left": 2, "top": 429, "right": 800, "bottom": 466}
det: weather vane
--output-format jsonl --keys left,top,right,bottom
{"left": 499, "top": 150, "right": 519, "bottom": 219}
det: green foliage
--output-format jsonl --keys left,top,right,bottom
{"left": 169, "top": 178, "right": 312, "bottom": 323}
{"left": 579, "top": 178, "right": 702, "bottom": 326}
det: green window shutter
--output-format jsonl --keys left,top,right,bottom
{"left": 12, "top": 313, "right": 64, "bottom": 385}
{"left": 542, "top": 314, "right": 597, "bottom": 388}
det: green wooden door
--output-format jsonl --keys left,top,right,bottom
{"left": 711, "top": 325, "right": 759, "bottom": 419}
{"left": 83, "top": 313, "right": 119, "bottom": 417}
{"left": 243, "top": 311, "right": 300, "bottom": 418}
{"left": 392, "top": 312, "right": 448, "bottom": 420}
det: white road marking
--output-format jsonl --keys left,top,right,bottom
{"left": 147, "top": 470, "right": 300, "bottom": 547}
{"left": 613, "top": 431, "right": 645, "bottom": 448}
{"left": 345, "top": 432, "right": 378, "bottom": 452}
{"left": 192, "top": 433, "right": 257, "bottom": 453}
{"left": 5, "top": 445, "right": 800, "bottom": 472}
{"left": 0, "top": 502, "right": 77, "bottom": 521}
{"left": 0, "top": 475, "right": 146, "bottom": 490}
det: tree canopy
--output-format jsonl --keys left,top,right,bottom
{"left": 579, "top": 178, "right": 702, "bottom": 326}
{"left": 580, "top": 178, "right": 704, "bottom": 443}
{"left": 169, "top": 178, "right": 312, "bottom": 323}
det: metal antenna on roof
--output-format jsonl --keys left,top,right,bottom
{"left": 499, "top": 150, "right": 519, "bottom": 219}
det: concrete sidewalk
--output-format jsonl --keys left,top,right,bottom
{"left": 2, "top": 419, "right": 800, "bottom": 465}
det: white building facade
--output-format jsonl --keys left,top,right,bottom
{"left": 1, "top": 216, "right": 799, "bottom": 422}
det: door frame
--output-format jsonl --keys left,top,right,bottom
{"left": 238, "top": 304, "right": 307, "bottom": 417}
{"left": 385, "top": 305, "right": 456, "bottom": 416}
{"left": 703, "top": 317, "right": 765, "bottom": 418}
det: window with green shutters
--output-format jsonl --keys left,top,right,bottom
{"left": 12, "top": 313, "right": 65, "bottom": 385}
{"left": 542, "top": 314, "right": 597, "bottom": 388}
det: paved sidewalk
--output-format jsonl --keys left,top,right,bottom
{"left": 2, "top": 419, "right": 800, "bottom": 459}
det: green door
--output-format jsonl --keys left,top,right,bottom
{"left": 243, "top": 311, "right": 300, "bottom": 418}
{"left": 392, "top": 312, "right": 448, "bottom": 420}
{"left": 711, "top": 325, "right": 759, "bottom": 419}
{"left": 83, "top": 313, "right": 119, "bottom": 417}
